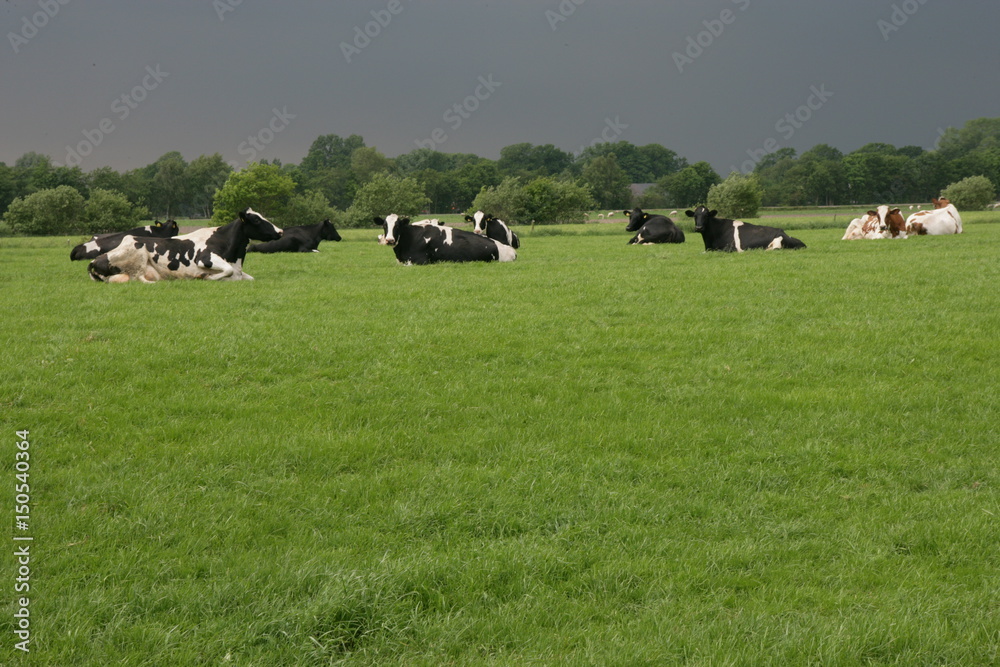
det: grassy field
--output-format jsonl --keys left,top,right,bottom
{"left": 2, "top": 217, "right": 999, "bottom": 665}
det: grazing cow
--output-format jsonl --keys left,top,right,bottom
{"left": 374, "top": 214, "right": 516, "bottom": 265}
{"left": 248, "top": 218, "right": 342, "bottom": 253}
{"left": 70, "top": 220, "right": 179, "bottom": 261}
{"left": 464, "top": 211, "right": 520, "bottom": 248}
{"left": 87, "top": 208, "right": 282, "bottom": 283}
{"left": 623, "top": 208, "right": 685, "bottom": 245}
{"left": 905, "top": 197, "right": 963, "bottom": 235}
{"left": 842, "top": 206, "right": 907, "bottom": 240}
{"left": 686, "top": 206, "right": 805, "bottom": 251}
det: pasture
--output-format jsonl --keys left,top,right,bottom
{"left": 2, "top": 216, "right": 999, "bottom": 664}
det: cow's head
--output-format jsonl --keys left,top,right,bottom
{"left": 320, "top": 219, "right": 342, "bottom": 242}
{"left": 624, "top": 208, "right": 650, "bottom": 232}
{"left": 163, "top": 219, "right": 179, "bottom": 235}
{"left": 685, "top": 206, "right": 717, "bottom": 233}
{"left": 239, "top": 208, "right": 283, "bottom": 241}
{"left": 374, "top": 214, "right": 409, "bottom": 246}
{"left": 932, "top": 197, "right": 951, "bottom": 209}
{"left": 465, "top": 211, "right": 490, "bottom": 235}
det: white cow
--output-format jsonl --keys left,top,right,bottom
{"left": 905, "top": 197, "right": 963, "bottom": 235}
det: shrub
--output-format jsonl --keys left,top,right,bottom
{"left": 941, "top": 175, "right": 996, "bottom": 211}
{"left": 4, "top": 186, "right": 85, "bottom": 236}
{"left": 707, "top": 172, "right": 764, "bottom": 219}
{"left": 283, "top": 190, "right": 341, "bottom": 227}
{"left": 211, "top": 163, "right": 296, "bottom": 225}
{"left": 469, "top": 177, "right": 530, "bottom": 223}
{"left": 79, "top": 189, "right": 151, "bottom": 236}
{"left": 470, "top": 176, "right": 594, "bottom": 224}
{"left": 344, "top": 172, "right": 430, "bottom": 228}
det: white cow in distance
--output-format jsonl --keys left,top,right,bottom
{"left": 905, "top": 197, "right": 963, "bottom": 235}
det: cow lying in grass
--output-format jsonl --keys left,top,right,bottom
{"left": 375, "top": 214, "right": 516, "bottom": 265}
{"left": 248, "top": 219, "right": 341, "bottom": 253}
{"left": 464, "top": 211, "right": 520, "bottom": 249}
{"left": 623, "top": 208, "right": 685, "bottom": 245}
{"left": 905, "top": 197, "right": 963, "bottom": 235}
{"left": 70, "top": 220, "right": 179, "bottom": 261}
{"left": 88, "top": 208, "right": 282, "bottom": 282}
{"left": 842, "top": 206, "right": 907, "bottom": 240}
{"left": 686, "top": 206, "right": 805, "bottom": 251}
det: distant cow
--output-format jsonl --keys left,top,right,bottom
{"left": 374, "top": 214, "right": 516, "bottom": 265}
{"left": 88, "top": 208, "right": 282, "bottom": 283}
{"left": 464, "top": 211, "right": 520, "bottom": 248}
{"left": 248, "top": 218, "right": 341, "bottom": 253}
{"left": 842, "top": 206, "right": 907, "bottom": 240}
{"left": 70, "top": 219, "right": 179, "bottom": 261}
{"left": 623, "top": 208, "right": 685, "bottom": 245}
{"left": 905, "top": 197, "right": 963, "bottom": 235}
{"left": 686, "top": 206, "right": 805, "bottom": 251}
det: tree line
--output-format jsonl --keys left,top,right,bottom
{"left": 1, "top": 117, "right": 997, "bottom": 233}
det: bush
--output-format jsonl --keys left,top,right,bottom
{"left": 469, "top": 177, "right": 530, "bottom": 223}
{"left": 470, "top": 176, "right": 594, "bottom": 224}
{"left": 212, "top": 163, "right": 297, "bottom": 225}
{"left": 344, "top": 172, "right": 430, "bottom": 228}
{"left": 941, "top": 175, "right": 996, "bottom": 211}
{"left": 283, "top": 190, "right": 341, "bottom": 227}
{"left": 4, "top": 186, "right": 85, "bottom": 236}
{"left": 707, "top": 172, "right": 763, "bottom": 219}
{"left": 79, "top": 189, "right": 151, "bottom": 236}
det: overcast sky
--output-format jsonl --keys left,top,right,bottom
{"left": 3, "top": 1, "right": 998, "bottom": 176}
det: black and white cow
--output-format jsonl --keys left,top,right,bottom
{"left": 87, "top": 208, "right": 282, "bottom": 282}
{"left": 70, "top": 220, "right": 180, "bottom": 261}
{"left": 623, "top": 208, "right": 685, "bottom": 245}
{"left": 464, "top": 211, "right": 520, "bottom": 249}
{"left": 374, "top": 214, "right": 516, "bottom": 265}
{"left": 247, "top": 218, "right": 341, "bottom": 253}
{"left": 685, "top": 206, "right": 805, "bottom": 252}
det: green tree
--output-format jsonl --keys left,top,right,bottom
{"left": 581, "top": 154, "right": 631, "bottom": 209}
{"left": 212, "top": 162, "right": 297, "bottom": 225}
{"left": 350, "top": 146, "right": 394, "bottom": 184}
{"left": 80, "top": 189, "right": 151, "bottom": 235}
{"left": 4, "top": 185, "right": 85, "bottom": 235}
{"left": 941, "top": 175, "right": 996, "bottom": 211}
{"left": 148, "top": 152, "right": 188, "bottom": 218}
{"left": 707, "top": 173, "right": 764, "bottom": 219}
{"left": 468, "top": 177, "right": 531, "bottom": 224}
{"left": 344, "top": 172, "right": 430, "bottom": 227}
{"left": 185, "top": 154, "right": 232, "bottom": 219}
{"left": 660, "top": 161, "right": 720, "bottom": 208}
{"left": 283, "top": 190, "right": 340, "bottom": 226}
{"left": 520, "top": 177, "right": 594, "bottom": 224}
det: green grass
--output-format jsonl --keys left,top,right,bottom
{"left": 2, "top": 221, "right": 999, "bottom": 665}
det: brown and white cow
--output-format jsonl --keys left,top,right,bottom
{"left": 842, "top": 206, "right": 907, "bottom": 240}
{"left": 905, "top": 197, "right": 963, "bottom": 235}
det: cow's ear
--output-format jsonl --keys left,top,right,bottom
{"left": 622, "top": 210, "right": 631, "bottom": 216}
{"left": 373, "top": 217, "right": 385, "bottom": 226}
{"left": 399, "top": 217, "right": 411, "bottom": 226}
{"left": 890, "top": 208, "right": 900, "bottom": 215}
{"left": 685, "top": 210, "right": 695, "bottom": 217}
{"left": 709, "top": 210, "right": 718, "bottom": 217}
{"left": 866, "top": 210, "right": 878, "bottom": 217}
{"left": 239, "top": 209, "right": 249, "bottom": 222}
{"left": 642, "top": 213, "right": 651, "bottom": 221}
{"left": 464, "top": 215, "right": 474, "bottom": 222}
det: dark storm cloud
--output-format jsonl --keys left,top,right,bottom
{"left": 2, "top": 0, "right": 998, "bottom": 173}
